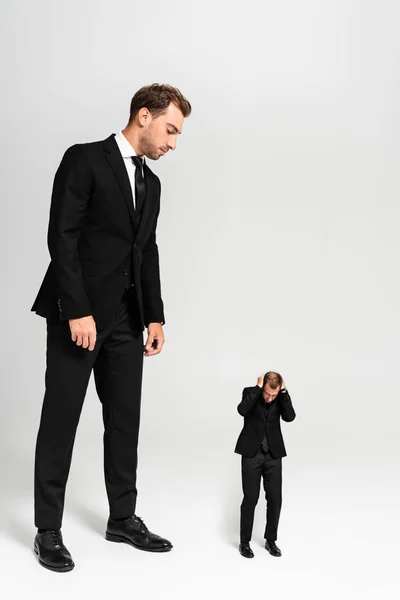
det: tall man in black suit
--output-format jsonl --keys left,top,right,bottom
{"left": 235, "top": 371, "right": 296, "bottom": 559}
{"left": 31, "top": 84, "right": 191, "bottom": 572}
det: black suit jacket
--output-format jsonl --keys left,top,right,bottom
{"left": 31, "top": 135, "right": 165, "bottom": 330}
{"left": 234, "top": 386, "right": 296, "bottom": 459}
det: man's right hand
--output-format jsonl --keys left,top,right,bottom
{"left": 69, "top": 316, "right": 97, "bottom": 351}
{"left": 257, "top": 374, "right": 265, "bottom": 388}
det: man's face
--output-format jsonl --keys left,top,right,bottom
{"left": 263, "top": 383, "right": 281, "bottom": 403}
{"left": 139, "top": 102, "right": 184, "bottom": 160}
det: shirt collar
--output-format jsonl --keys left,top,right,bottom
{"left": 114, "top": 131, "right": 144, "bottom": 163}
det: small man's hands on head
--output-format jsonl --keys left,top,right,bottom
{"left": 257, "top": 374, "right": 265, "bottom": 388}
{"left": 144, "top": 323, "right": 165, "bottom": 357}
{"left": 69, "top": 316, "right": 97, "bottom": 351}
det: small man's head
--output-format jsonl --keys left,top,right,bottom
{"left": 262, "top": 371, "right": 283, "bottom": 403}
{"left": 127, "top": 83, "right": 191, "bottom": 160}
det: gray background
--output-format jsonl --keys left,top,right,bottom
{"left": 0, "top": 0, "right": 399, "bottom": 598}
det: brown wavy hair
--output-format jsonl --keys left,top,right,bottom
{"left": 129, "top": 83, "right": 192, "bottom": 122}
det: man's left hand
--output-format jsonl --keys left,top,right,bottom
{"left": 144, "top": 323, "right": 165, "bottom": 356}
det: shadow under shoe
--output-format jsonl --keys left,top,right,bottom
{"left": 239, "top": 542, "right": 254, "bottom": 558}
{"left": 265, "top": 540, "right": 282, "bottom": 557}
{"left": 106, "top": 515, "right": 173, "bottom": 552}
{"left": 34, "top": 530, "right": 75, "bottom": 572}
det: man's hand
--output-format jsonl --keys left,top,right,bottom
{"left": 144, "top": 323, "right": 165, "bottom": 357}
{"left": 69, "top": 316, "right": 97, "bottom": 351}
{"left": 257, "top": 374, "right": 265, "bottom": 388}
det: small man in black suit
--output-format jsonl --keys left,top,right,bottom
{"left": 235, "top": 371, "right": 296, "bottom": 558}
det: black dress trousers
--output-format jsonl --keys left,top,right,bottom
{"left": 240, "top": 449, "right": 282, "bottom": 543}
{"left": 34, "top": 289, "right": 144, "bottom": 530}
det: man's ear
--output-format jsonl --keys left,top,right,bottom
{"left": 138, "top": 107, "right": 150, "bottom": 127}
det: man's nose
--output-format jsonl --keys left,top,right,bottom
{"left": 168, "top": 137, "right": 177, "bottom": 151}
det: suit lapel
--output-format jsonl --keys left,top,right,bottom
{"left": 136, "top": 163, "right": 156, "bottom": 243}
{"left": 257, "top": 400, "right": 267, "bottom": 423}
{"left": 103, "top": 134, "right": 135, "bottom": 226}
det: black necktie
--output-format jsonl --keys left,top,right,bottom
{"left": 262, "top": 404, "right": 270, "bottom": 453}
{"left": 132, "top": 156, "right": 145, "bottom": 213}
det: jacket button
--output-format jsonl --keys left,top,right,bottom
{"left": 123, "top": 269, "right": 129, "bottom": 276}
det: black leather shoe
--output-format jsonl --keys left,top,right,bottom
{"left": 106, "top": 515, "right": 173, "bottom": 552}
{"left": 34, "top": 530, "right": 75, "bottom": 572}
{"left": 239, "top": 542, "right": 254, "bottom": 558}
{"left": 265, "top": 540, "right": 282, "bottom": 557}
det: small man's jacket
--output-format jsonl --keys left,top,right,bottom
{"left": 234, "top": 386, "right": 296, "bottom": 459}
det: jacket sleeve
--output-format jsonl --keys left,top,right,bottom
{"left": 141, "top": 177, "right": 165, "bottom": 327}
{"left": 47, "top": 144, "right": 93, "bottom": 321}
{"left": 237, "top": 386, "right": 262, "bottom": 416}
{"left": 279, "top": 390, "right": 296, "bottom": 422}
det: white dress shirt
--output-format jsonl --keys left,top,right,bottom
{"left": 114, "top": 131, "right": 144, "bottom": 210}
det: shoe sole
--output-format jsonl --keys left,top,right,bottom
{"left": 105, "top": 531, "right": 172, "bottom": 552}
{"left": 33, "top": 544, "right": 75, "bottom": 572}
{"left": 239, "top": 552, "right": 254, "bottom": 559}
